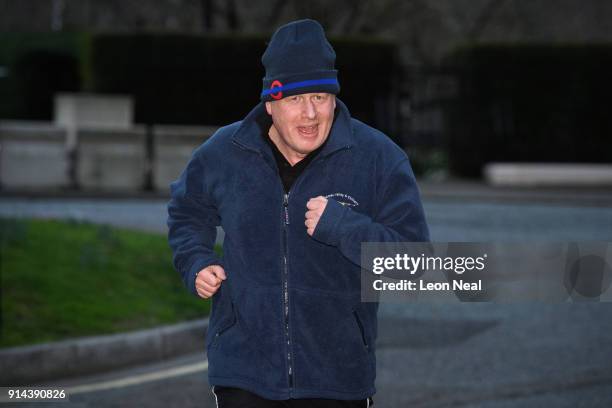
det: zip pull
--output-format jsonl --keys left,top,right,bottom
{"left": 283, "top": 193, "right": 290, "bottom": 225}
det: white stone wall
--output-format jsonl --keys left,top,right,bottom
{"left": 153, "top": 125, "right": 217, "bottom": 193}
{"left": 76, "top": 127, "right": 147, "bottom": 191}
{"left": 0, "top": 121, "right": 216, "bottom": 193}
{"left": 0, "top": 121, "right": 69, "bottom": 189}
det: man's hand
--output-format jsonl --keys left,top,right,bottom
{"left": 195, "top": 265, "right": 226, "bottom": 299}
{"left": 305, "top": 196, "right": 328, "bottom": 236}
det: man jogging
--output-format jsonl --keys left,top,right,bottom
{"left": 167, "top": 19, "right": 429, "bottom": 407}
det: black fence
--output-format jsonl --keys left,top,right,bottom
{"left": 0, "top": 32, "right": 402, "bottom": 145}
{"left": 443, "top": 44, "right": 612, "bottom": 177}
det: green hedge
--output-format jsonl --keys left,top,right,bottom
{"left": 0, "top": 32, "right": 399, "bottom": 144}
{"left": 87, "top": 34, "right": 264, "bottom": 126}
{"left": 0, "top": 32, "right": 87, "bottom": 119}
{"left": 444, "top": 44, "right": 612, "bottom": 177}
{"left": 87, "top": 33, "right": 399, "bottom": 140}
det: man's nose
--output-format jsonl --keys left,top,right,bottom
{"left": 302, "top": 100, "right": 316, "bottom": 119}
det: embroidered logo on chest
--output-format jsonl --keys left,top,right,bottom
{"left": 324, "top": 193, "right": 359, "bottom": 207}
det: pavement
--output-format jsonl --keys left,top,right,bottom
{"left": 0, "top": 319, "right": 209, "bottom": 386}
{"left": 2, "top": 179, "right": 612, "bottom": 205}
{"left": 419, "top": 179, "right": 612, "bottom": 207}
{"left": 1, "top": 181, "right": 612, "bottom": 406}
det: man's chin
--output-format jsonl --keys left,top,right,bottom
{"left": 295, "top": 143, "right": 321, "bottom": 156}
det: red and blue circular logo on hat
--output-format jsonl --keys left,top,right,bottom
{"left": 270, "top": 80, "right": 283, "bottom": 100}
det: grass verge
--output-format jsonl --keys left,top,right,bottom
{"left": 0, "top": 217, "right": 214, "bottom": 348}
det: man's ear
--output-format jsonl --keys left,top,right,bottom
{"left": 265, "top": 101, "right": 272, "bottom": 115}
{"left": 332, "top": 96, "right": 336, "bottom": 109}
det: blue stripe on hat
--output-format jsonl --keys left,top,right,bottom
{"left": 261, "top": 78, "right": 339, "bottom": 97}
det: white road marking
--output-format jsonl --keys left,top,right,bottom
{"left": 67, "top": 360, "right": 208, "bottom": 395}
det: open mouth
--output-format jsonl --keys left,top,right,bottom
{"left": 298, "top": 125, "right": 318, "bottom": 136}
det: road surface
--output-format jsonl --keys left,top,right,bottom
{"left": 1, "top": 196, "right": 611, "bottom": 407}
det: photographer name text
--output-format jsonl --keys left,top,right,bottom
{"left": 373, "top": 279, "right": 482, "bottom": 291}
{"left": 371, "top": 253, "right": 487, "bottom": 292}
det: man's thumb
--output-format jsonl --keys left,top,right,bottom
{"left": 211, "top": 265, "right": 227, "bottom": 280}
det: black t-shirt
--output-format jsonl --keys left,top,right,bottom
{"left": 256, "top": 113, "right": 332, "bottom": 193}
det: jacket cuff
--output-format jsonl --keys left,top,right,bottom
{"left": 186, "top": 256, "right": 223, "bottom": 297}
{"left": 312, "top": 198, "right": 347, "bottom": 246}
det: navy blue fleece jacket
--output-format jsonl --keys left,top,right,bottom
{"left": 167, "top": 99, "right": 429, "bottom": 400}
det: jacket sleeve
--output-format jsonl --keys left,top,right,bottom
{"left": 167, "top": 148, "right": 221, "bottom": 297}
{"left": 312, "top": 157, "right": 429, "bottom": 267}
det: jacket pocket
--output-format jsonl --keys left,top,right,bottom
{"left": 352, "top": 309, "right": 370, "bottom": 351}
{"left": 291, "top": 291, "right": 375, "bottom": 391}
{"left": 209, "top": 302, "right": 237, "bottom": 349}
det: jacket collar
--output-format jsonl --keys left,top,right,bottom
{"left": 231, "top": 98, "right": 354, "bottom": 158}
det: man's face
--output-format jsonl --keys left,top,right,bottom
{"left": 265, "top": 93, "right": 336, "bottom": 164}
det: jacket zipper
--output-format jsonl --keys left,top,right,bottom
{"left": 232, "top": 139, "right": 296, "bottom": 388}
{"left": 282, "top": 192, "right": 293, "bottom": 388}
{"left": 279, "top": 151, "right": 352, "bottom": 391}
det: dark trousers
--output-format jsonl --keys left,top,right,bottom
{"left": 212, "top": 386, "right": 373, "bottom": 408}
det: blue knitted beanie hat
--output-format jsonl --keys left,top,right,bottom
{"left": 260, "top": 19, "right": 340, "bottom": 101}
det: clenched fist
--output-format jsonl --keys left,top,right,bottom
{"left": 305, "top": 196, "right": 328, "bottom": 236}
{"left": 195, "top": 265, "right": 226, "bottom": 299}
